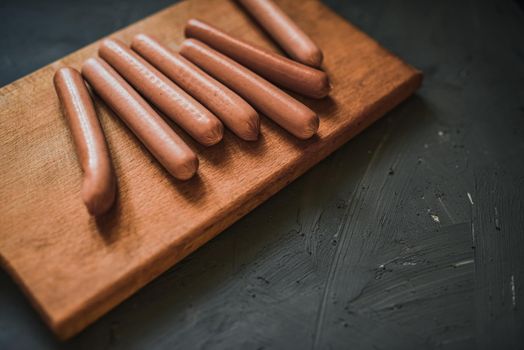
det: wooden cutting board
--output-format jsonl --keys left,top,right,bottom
{"left": 0, "top": 0, "right": 422, "bottom": 340}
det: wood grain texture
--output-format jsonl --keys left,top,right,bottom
{"left": 0, "top": 0, "right": 421, "bottom": 339}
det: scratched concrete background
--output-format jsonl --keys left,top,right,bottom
{"left": 1, "top": 0, "right": 523, "bottom": 349}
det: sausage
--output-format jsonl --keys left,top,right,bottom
{"left": 179, "top": 39, "right": 319, "bottom": 140}
{"left": 131, "top": 34, "right": 260, "bottom": 141}
{"left": 185, "top": 19, "right": 330, "bottom": 99}
{"left": 98, "top": 38, "right": 223, "bottom": 147}
{"left": 81, "top": 58, "right": 198, "bottom": 180}
{"left": 53, "top": 67, "right": 116, "bottom": 216}
{"left": 237, "top": 0, "right": 323, "bottom": 68}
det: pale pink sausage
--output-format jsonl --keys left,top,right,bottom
{"left": 131, "top": 34, "right": 260, "bottom": 141}
{"left": 237, "top": 0, "right": 323, "bottom": 67}
{"left": 179, "top": 39, "right": 319, "bottom": 139}
{"left": 53, "top": 67, "right": 116, "bottom": 216}
{"left": 82, "top": 58, "right": 198, "bottom": 181}
{"left": 98, "top": 38, "right": 223, "bottom": 147}
{"left": 185, "top": 19, "right": 330, "bottom": 99}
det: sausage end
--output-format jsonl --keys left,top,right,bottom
{"left": 175, "top": 153, "right": 199, "bottom": 181}
{"left": 300, "top": 47, "right": 324, "bottom": 68}
{"left": 296, "top": 112, "right": 320, "bottom": 140}
{"left": 54, "top": 67, "right": 78, "bottom": 87}
{"left": 81, "top": 171, "right": 116, "bottom": 216}
{"left": 184, "top": 18, "right": 200, "bottom": 38}
{"left": 131, "top": 33, "right": 152, "bottom": 51}
{"left": 238, "top": 110, "right": 260, "bottom": 141}
{"left": 199, "top": 119, "right": 224, "bottom": 146}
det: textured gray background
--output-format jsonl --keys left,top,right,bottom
{"left": 1, "top": 0, "right": 523, "bottom": 349}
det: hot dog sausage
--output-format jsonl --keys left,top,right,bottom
{"left": 131, "top": 34, "right": 260, "bottom": 141}
{"left": 179, "top": 39, "right": 319, "bottom": 139}
{"left": 98, "top": 38, "right": 223, "bottom": 147}
{"left": 237, "top": 0, "right": 323, "bottom": 68}
{"left": 82, "top": 58, "right": 198, "bottom": 180}
{"left": 185, "top": 19, "right": 330, "bottom": 99}
{"left": 54, "top": 67, "right": 116, "bottom": 216}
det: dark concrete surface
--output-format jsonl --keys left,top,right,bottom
{"left": 1, "top": 0, "right": 523, "bottom": 349}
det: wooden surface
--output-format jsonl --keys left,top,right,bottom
{"left": 0, "top": 0, "right": 421, "bottom": 340}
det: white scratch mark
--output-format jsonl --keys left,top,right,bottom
{"left": 437, "top": 197, "right": 456, "bottom": 223}
{"left": 511, "top": 275, "right": 516, "bottom": 309}
{"left": 401, "top": 261, "right": 417, "bottom": 266}
{"left": 431, "top": 214, "right": 440, "bottom": 223}
{"left": 471, "top": 221, "right": 475, "bottom": 244}
{"left": 494, "top": 206, "right": 501, "bottom": 231}
{"left": 452, "top": 259, "right": 474, "bottom": 268}
{"left": 467, "top": 192, "right": 474, "bottom": 205}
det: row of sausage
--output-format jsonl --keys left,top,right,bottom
{"left": 54, "top": 0, "right": 331, "bottom": 215}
